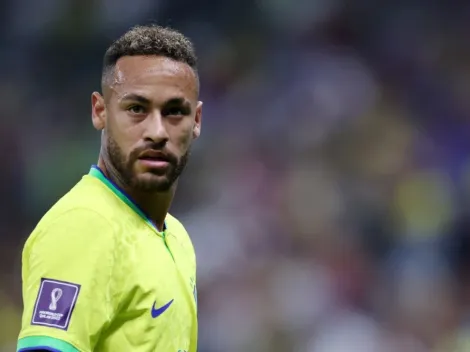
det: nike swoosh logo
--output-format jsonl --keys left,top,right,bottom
{"left": 151, "top": 299, "right": 174, "bottom": 318}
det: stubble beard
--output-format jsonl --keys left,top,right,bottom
{"left": 105, "top": 134, "right": 190, "bottom": 193}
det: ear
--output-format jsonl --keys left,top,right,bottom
{"left": 193, "top": 101, "right": 203, "bottom": 139}
{"left": 91, "top": 92, "right": 106, "bottom": 131}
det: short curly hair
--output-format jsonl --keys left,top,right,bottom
{"left": 101, "top": 24, "right": 198, "bottom": 89}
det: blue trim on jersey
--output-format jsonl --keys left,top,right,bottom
{"left": 89, "top": 165, "right": 167, "bottom": 233}
{"left": 18, "top": 347, "right": 62, "bottom": 352}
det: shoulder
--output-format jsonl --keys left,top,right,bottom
{"left": 26, "top": 175, "right": 127, "bottom": 248}
{"left": 24, "top": 207, "right": 115, "bottom": 258}
{"left": 49, "top": 174, "right": 127, "bottom": 221}
{"left": 22, "top": 171, "right": 118, "bottom": 261}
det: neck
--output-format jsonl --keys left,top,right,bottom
{"left": 97, "top": 158, "right": 175, "bottom": 232}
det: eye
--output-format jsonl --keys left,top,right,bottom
{"left": 167, "top": 107, "right": 184, "bottom": 116}
{"left": 163, "top": 106, "right": 190, "bottom": 118}
{"left": 127, "top": 105, "right": 146, "bottom": 115}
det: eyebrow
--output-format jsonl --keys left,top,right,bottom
{"left": 119, "top": 94, "right": 190, "bottom": 107}
{"left": 119, "top": 93, "right": 151, "bottom": 104}
{"left": 164, "top": 97, "right": 191, "bottom": 106}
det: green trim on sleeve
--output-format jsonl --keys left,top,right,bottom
{"left": 17, "top": 335, "right": 80, "bottom": 352}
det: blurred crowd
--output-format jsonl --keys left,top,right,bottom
{"left": 1, "top": 0, "right": 470, "bottom": 351}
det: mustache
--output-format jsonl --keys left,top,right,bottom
{"left": 130, "top": 144, "right": 178, "bottom": 164}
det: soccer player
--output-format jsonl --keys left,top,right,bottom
{"left": 17, "top": 24, "right": 202, "bottom": 352}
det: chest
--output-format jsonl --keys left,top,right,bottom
{"left": 132, "top": 231, "right": 196, "bottom": 313}
{"left": 102, "top": 231, "right": 197, "bottom": 351}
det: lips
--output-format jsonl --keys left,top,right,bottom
{"left": 138, "top": 150, "right": 170, "bottom": 162}
{"left": 139, "top": 156, "right": 168, "bottom": 162}
{"left": 138, "top": 150, "right": 172, "bottom": 170}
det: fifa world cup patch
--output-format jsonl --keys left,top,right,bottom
{"left": 31, "top": 278, "right": 81, "bottom": 330}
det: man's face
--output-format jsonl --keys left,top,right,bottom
{"left": 92, "top": 55, "right": 202, "bottom": 192}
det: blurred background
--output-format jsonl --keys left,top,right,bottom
{"left": 1, "top": 0, "right": 470, "bottom": 351}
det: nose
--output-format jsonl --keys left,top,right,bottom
{"left": 143, "top": 111, "right": 169, "bottom": 145}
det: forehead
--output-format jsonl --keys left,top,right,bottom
{"left": 110, "top": 55, "right": 198, "bottom": 101}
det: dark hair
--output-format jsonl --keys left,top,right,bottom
{"left": 102, "top": 25, "right": 198, "bottom": 87}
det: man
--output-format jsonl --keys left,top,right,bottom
{"left": 17, "top": 24, "right": 202, "bottom": 352}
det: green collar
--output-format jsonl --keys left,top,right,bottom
{"left": 89, "top": 165, "right": 166, "bottom": 233}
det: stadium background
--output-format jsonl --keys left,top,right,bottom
{"left": 1, "top": 0, "right": 470, "bottom": 351}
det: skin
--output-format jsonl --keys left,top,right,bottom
{"left": 91, "top": 55, "right": 202, "bottom": 231}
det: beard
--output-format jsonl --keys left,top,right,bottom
{"left": 105, "top": 134, "right": 190, "bottom": 193}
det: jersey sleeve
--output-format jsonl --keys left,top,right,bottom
{"left": 17, "top": 208, "right": 122, "bottom": 352}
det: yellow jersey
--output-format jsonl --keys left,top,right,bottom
{"left": 17, "top": 165, "right": 198, "bottom": 352}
